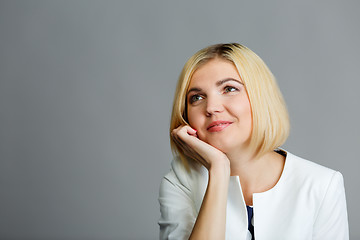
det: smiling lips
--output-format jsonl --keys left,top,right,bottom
{"left": 207, "top": 120, "right": 233, "bottom": 132}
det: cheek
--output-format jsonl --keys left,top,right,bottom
{"left": 187, "top": 108, "right": 209, "bottom": 141}
{"left": 187, "top": 108, "right": 202, "bottom": 129}
{"left": 232, "top": 98, "right": 252, "bottom": 128}
{"left": 243, "top": 104, "right": 253, "bottom": 133}
{"left": 243, "top": 103, "right": 252, "bottom": 120}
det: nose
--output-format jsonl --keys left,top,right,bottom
{"left": 205, "top": 95, "right": 224, "bottom": 117}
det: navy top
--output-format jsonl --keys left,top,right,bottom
{"left": 246, "top": 206, "right": 254, "bottom": 239}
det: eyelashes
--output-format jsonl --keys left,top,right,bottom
{"left": 224, "top": 86, "right": 239, "bottom": 93}
{"left": 189, "top": 94, "right": 204, "bottom": 104}
{"left": 188, "top": 85, "right": 241, "bottom": 104}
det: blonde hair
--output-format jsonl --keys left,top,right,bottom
{"left": 170, "top": 43, "right": 290, "bottom": 170}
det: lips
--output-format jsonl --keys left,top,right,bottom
{"left": 207, "top": 120, "right": 233, "bottom": 132}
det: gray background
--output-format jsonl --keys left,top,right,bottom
{"left": 0, "top": 0, "right": 359, "bottom": 239}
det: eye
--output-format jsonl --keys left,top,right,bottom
{"left": 224, "top": 86, "right": 239, "bottom": 93}
{"left": 189, "top": 94, "right": 203, "bottom": 104}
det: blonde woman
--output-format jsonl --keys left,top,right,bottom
{"left": 158, "top": 43, "right": 349, "bottom": 240}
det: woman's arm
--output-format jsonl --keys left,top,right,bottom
{"left": 159, "top": 172, "right": 197, "bottom": 240}
{"left": 189, "top": 159, "right": 230, "bottom": 239}
{"left": 172, "top": 125, "right": 230, "bottom": 240}
{"left": 312, "top": 171, "right": 349, "bottom": 240}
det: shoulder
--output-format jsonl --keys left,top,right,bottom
{"left": 283, "top": 150, "right": 345, "bottom": 198}
{"left": 284, "top": 152, "right": 349, "bottom": 239}
{"left": 162, "top": 157, "right": 203, "bottom": 184}
{"left": 160, "top": 157, "right": 207, "bottom": 198}
{"left": 285, "top": 151, "right": 340, "bottom": 180}
{"left": 159, "top": 157, "right": 209, "bottom": 220}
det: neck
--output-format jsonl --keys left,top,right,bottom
{"left": 227, "top": 149, "right": 267, "bottom": 176}
{"left": 225, "top": 148, "right": 286, "bottom": 206}
{"left": 227, "top": 149, "right": 285, "bottom": 184}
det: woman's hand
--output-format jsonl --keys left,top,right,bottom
{"left": 172, "top": 125, "right": 230, "bottom": 239}
{"left": 171, "top": 125, "right": 230, "bottom": 171}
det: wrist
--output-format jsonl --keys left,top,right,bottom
{"left": 208, "top": 155, "right": 230, "bottom": 178}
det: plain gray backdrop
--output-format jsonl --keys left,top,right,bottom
{"left": 0, "top": 0, "right": 359, "bottom": 239}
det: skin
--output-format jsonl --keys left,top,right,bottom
{"left": 187, "top": 58, "right": 252, "bottom": 157}
{"left": 171, "top": 58, "right": 285, "bottom": 239}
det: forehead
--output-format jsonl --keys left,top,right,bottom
{"left": 189, "top": 58, "right": 240, "bottom": 87}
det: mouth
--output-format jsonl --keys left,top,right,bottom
{"left": 207, "top": 121, "right": 233, "bottom": 132}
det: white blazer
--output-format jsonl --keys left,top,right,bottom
{"left": 158, "top": 150, "right": 349, "bottom": 240}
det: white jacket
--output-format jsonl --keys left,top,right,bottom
{"left": 158, "top": 150, "right": 349, "bottom": 240}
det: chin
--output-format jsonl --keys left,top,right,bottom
{"left": 207, "top": 139, "right": 233, "bottom": 153}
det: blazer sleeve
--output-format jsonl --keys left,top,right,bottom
{"left": 158, "top": 170, "right": 197, "bottom": 240}
{"left": 312, "top": 171, "right": 349, "bottom": 240}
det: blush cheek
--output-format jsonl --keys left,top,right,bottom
{"left": 197, "top": 131, "right": 206, "bottom": 142}
{"left": 187, "top": 117, "right": 196, "bottom": 131}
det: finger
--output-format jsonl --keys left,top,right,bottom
{"left": 186, "top": 127, "right": 197, "bottom": 135}
{"left": 176, "top": 125, "right": 197, "bottom": 140}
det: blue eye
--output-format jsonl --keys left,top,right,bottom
{"left": 224, "top": 86, "right": 238, "bottom": 93}
{"left": 189, "top": 94, "right": 203, "bottom": 103}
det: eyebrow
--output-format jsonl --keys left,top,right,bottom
{"left": 187, "top": 78, "right": 243, "bottom": 94}
{"left": 216, "top": 78, "right": 243, "bottom": 87}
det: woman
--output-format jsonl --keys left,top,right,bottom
{"left": 158, "top": 43, "right": 349, "bottom": 240}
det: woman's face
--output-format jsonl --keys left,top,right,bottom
{"left": 186, "top": 58, "right": 252, "bottom": 154}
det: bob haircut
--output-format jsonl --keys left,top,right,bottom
{"left": 170, "top": 43, "right": 290, "bottom": 170}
